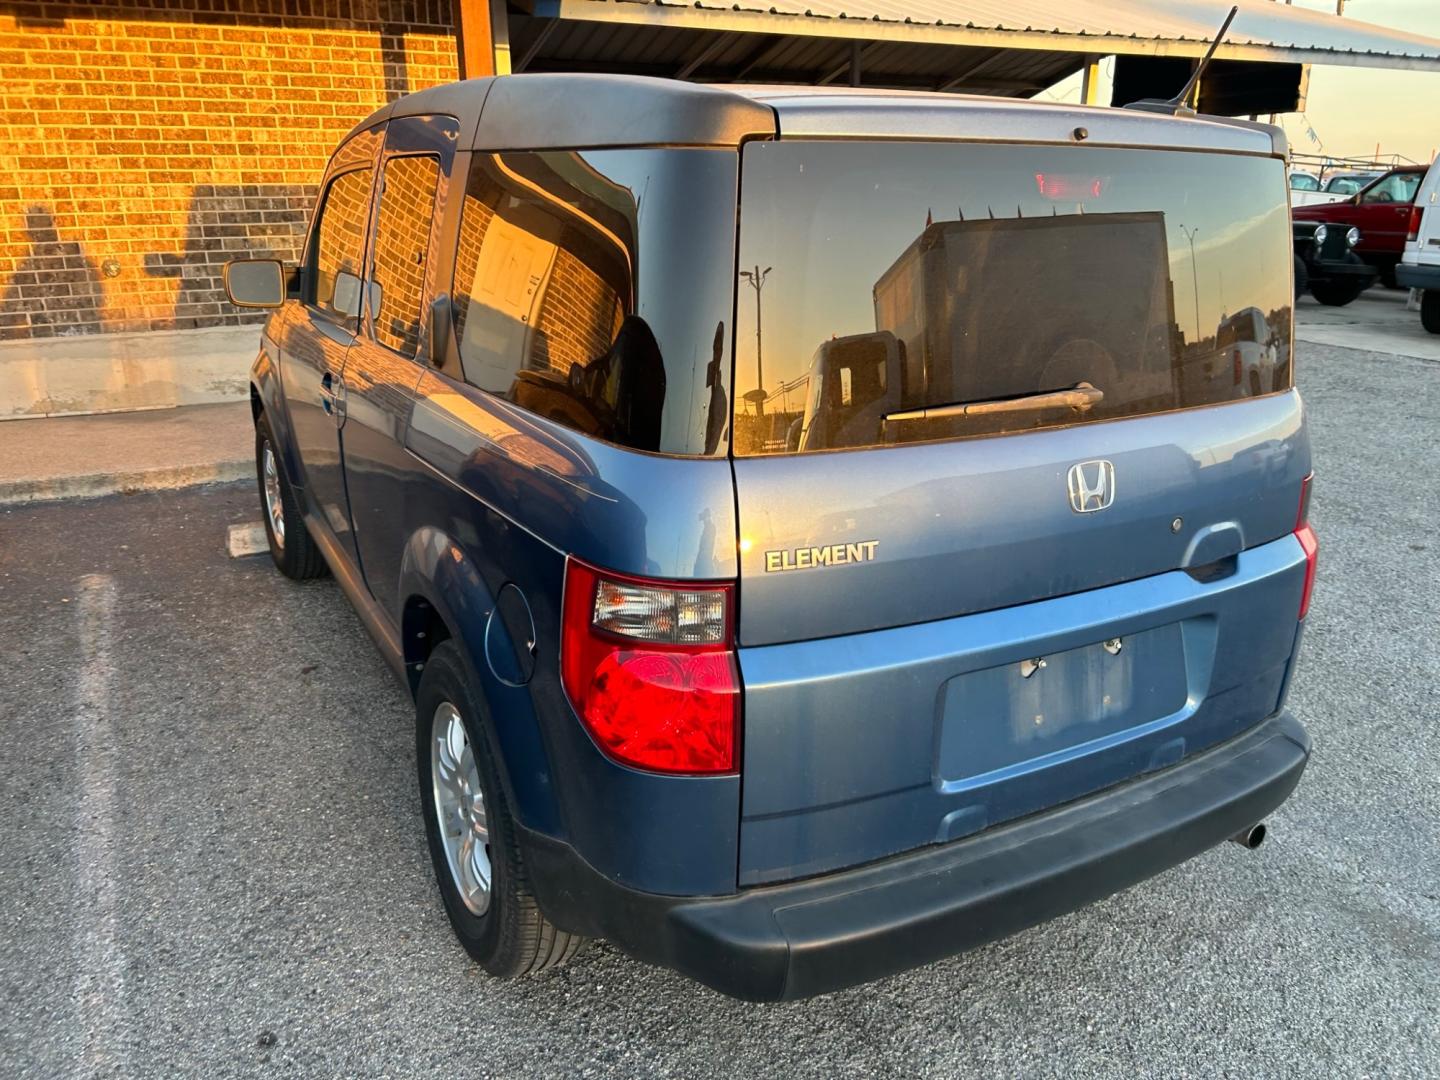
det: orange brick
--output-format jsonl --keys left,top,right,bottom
{"left": 0, "top": 0, "right": 458, "bottom": 340}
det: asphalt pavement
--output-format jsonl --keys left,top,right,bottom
{"left": 1, "top": 340, "right": 1436, "bottom": 1079}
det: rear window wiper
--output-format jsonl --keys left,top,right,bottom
{"left": 882, "top": 382, "right": 1104, "bottom": 424}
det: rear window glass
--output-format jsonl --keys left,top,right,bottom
{"left": 733, "top": 141, "right": 1294, "bottom": 455}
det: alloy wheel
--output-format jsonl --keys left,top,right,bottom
{"left": 261, "top": 442, "right": 285, "bottom": 549}
{"left": 430, "top": 701, "right": 492, "bottom": 916}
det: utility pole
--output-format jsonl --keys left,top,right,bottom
{"left": 739, "top": 265, "right": 772, "bottom": 416}
{"left": 1178, "top": 224, "right": 1202, "bottom": 339}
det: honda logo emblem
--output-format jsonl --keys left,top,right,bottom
{"left": 1067, "top": 460, "right": 1115, "bottom": 513}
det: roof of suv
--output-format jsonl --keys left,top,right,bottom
{"left": 345, "top": 73, "right": 1285, "bottom": 157}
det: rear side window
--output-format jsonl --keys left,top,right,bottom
{"left": 370, "top": 155, "right": 441, "bottom": 358}
{"left": 733, "top": 141, "right": 1294, "bottom": 455}
{"left": 450, "top": 149, "right": 738, "bottom": 456}
{"left": 307, "top": 168, "right": 373, "bottom": 320}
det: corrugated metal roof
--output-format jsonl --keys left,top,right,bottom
{"left": 526, "top": 0, "right": 1440, "bottom": 69}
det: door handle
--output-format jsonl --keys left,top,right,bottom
{"left": 319, "top": 371, "right": 347, "bottom": 424}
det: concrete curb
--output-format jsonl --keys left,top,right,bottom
{"left": 0, "top": 460, "right": 251, "bottom": 507}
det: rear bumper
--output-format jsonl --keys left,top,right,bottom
{"left": 1396, "top": 263, "right": 1440, "bottom": 290}
{"left": 524, "top": 711, "right": 1310, "bottom": 1001}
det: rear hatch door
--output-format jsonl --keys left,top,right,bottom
{"left": 730, "top": 135, "right": 1311, "bottom": 885}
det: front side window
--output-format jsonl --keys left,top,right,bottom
{"left": 1360, "top": 172, "right": 1421, "bottom": 204}
{"left": 450, "top": 149, "right": 737, "bottom": 456}
{"left": 733, "top": 140, "right": 1294, "bottom": 455}
{"left": 307, "top": 168, "right": 373, "bottom": 321}
{"left": 370, "top": 155, "right": 441, "bottom": 357}
{"left": 1290, "top": 174, "right": 1319, "bottom": 192}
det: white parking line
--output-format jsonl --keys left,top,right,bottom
{"left": 72, "top": 573, "right": 128, "bottom": 1075}
{"left": 227, "top": 522, "right": 269, "bottom": 557}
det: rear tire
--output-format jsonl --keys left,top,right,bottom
{"left": 416, "top": 641, "right": 586, "bottom": 977}
{"left": 1422, "top": 290, "right": 1440, "bottom": 334}
{"left": 255, "top": 412, "right": 327, "bottom": 580}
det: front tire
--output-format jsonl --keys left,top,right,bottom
{"left": 416, "top": 641, "right": 585, "bottom": 976}
{"left": 1309, "top": 279, "right": 1366, "bottom": 307}
{"left": 1422, "top": 290, "right": 1440, "bottom": 334}
{"left": 1293, "top": 255, "right": 1308, "bottom": 301}
{"left": 255, "top": 412, "right": 327, "bottom": 580}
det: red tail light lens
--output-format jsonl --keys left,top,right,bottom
{"left": 560, "top": 558, "right": 739, "bottom": 774}
{"left": 1407, "top": 205, "right": 1423, "bottom": 243}
{"left": 1295, "top": 473, "right": 1318, "bottom": 619}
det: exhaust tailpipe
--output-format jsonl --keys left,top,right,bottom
{"left": 1229, "top": 823, "right": 1266, "bottom": 850}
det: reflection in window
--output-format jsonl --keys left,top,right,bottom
{"left": 733, "top": 141, "right": 1294, "bottom": 455}
{"left": 1360, "top": 172, "right": 1421, "bottom": 204}
{"left": 309, "top": 168, "right": 372, "bottom": 319}
{"left": 371, "top": 154, "right": 440, "bottom": 358}
{"left": 450, "top": 150, "right": 738, "bottom": 456}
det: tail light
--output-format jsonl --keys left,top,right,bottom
{"left": 1407, "top": 205, "right": 1423, "bottom": 243}
{"left": 1295, "top": 473, "right": 1318, "bottom": 619}
{"left": 560, "top": 558, "right": 739, "bottom": 774}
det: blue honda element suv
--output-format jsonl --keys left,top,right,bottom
{"left": 224, "top": 74, "right": 1317, "bottom": 1001}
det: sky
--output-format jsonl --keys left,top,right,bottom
{"left": 1044, "top": 0, "right": 1440, "bottom": 166}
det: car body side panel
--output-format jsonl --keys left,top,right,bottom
{"left": 397, "top": 526, "right": 564, "bottom": 839}
{"left": 249, "top": 325, "right": 302, "bottom": 484}
{"left": 402, "top": 368, "right": 741, "bottom": 894}
{"left": 341, "top": 114, "right": 462, "bottom": 624}
{"left": 408, "top": 370, "right": 738, "bottom": 581}
{"left": 276, "top": 302, "right": 359, "bottom": 558}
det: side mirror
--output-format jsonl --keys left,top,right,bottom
{"left": 428, "top": 293, "right": 454, "bottom": 367}
{"left": 223, "top": 259, "right": 285, "bottom": 308}
{"left": 785, "top": 416, "right": 803, "bottom": 453}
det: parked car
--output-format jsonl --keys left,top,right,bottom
{"left": 1293, "top": 165, "right": 1426, "bottom": 287}
{"left": 1290, "top": 170, "right": 1382, "bottom": 208}
{"left": 1293, "top": 219, "right": 1375, "bottom": 305}
{"left": 1396, "top": 156, "right": 1440, "bottom": 333}
{"left": 223, "top": 74, "right": 1316, "bottom": 1002}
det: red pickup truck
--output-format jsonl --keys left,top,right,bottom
{"left": 1293, "top": 165, "right": 1427, "bottom": 288}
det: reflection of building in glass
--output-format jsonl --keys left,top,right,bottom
{"left": 371, "top": 155, "right": 441, "bottom": 358}
{"left": 449, "top": 152, "right": 667, "bottom": 450}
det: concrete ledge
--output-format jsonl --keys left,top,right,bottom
{"left": 1, "top": 461, "right": 252, "bottom": 505}
{"left": 1294, "top": 290, "right": 1440, "bottom": 363}
{"left": 0, "top": 325, "right": 262, "bottom": 419}
{"left": 0, "top": 400, "right": 253, "bottom": 505}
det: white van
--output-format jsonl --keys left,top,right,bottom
{"left": 1396, "top": 155, "right": 1440, "bottom": 333}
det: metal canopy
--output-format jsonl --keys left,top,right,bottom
{"left": 507, "top": 0, "right": 1440, "bottom": 100}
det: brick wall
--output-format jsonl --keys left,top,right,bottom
{"left": 0, "top": 0, "right": 457, "bottom": 341}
